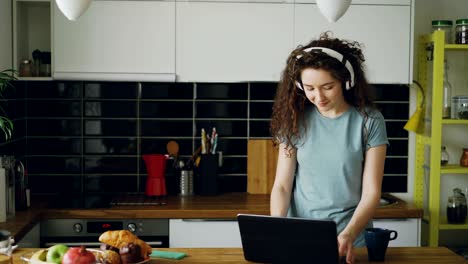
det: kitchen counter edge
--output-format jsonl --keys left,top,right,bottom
{"left": 0, "top": 193, "right": 422, "bottom": 242}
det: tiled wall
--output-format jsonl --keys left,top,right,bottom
{"left": 0, "top": 81, "right": 409, "bottom": 208}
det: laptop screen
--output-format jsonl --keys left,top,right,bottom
{"left": 237, "top": 214, "right": 340, "bottom": 264}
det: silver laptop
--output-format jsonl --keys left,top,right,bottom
{"left": 237, "top": 214, "right": 343, "bottom": 264}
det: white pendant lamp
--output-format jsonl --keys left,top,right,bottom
{"left": 55, "top": 0, "right": 92, "bottom": 21}
{"left": 316, "top": 0, "right": 352, "bottom": 23}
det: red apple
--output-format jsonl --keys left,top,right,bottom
{"left": 62, "top": 246, "right": 96, "bottom": 264}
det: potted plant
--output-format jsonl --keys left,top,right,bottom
{"left": 0, "top": 69, "right": 16, "bottom": 141}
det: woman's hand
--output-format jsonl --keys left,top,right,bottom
{"left": 337, "top": 232, "right": 355, "bottom": 264}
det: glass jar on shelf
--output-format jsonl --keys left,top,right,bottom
{"left": 441, "top": 146, "right": 449, "bottom": 166}
{"left": 432, "top": 20, "right": 453, "bottom": 43}
{"left": 455, "top": 19, "right": 468, "bottom": 44}
{"left": 19, "top": 59, "right": 33, "bottom": 77}
{"left": 447, "top": 188, "right": 467, "bottom": 224}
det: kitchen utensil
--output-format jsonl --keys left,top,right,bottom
{"left": 247, "top": 139, "right": 278, "bottom": 194}
{"left": 166, "top": 141, "right": 180, "bottom": 168}
{"left": 14, "top": 160, "right": 28, "bottom": 211}
{"left": 166, "top": 141, "right": 179, "bottom": 157}
{"left": 0, "top": 156, "right": 16, "bottom": 218}
{"left": 180, "top": 170, "right": 194, "bottom": 196}
{"left": 188, "top": 146, "right": 202, "bottom": 168}
{"left": 142, "top": 154, "right": 167, "bottom": 197}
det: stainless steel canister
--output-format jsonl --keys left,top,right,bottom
{"left": 180, "top": 170, "right": 194, "bottom": 196}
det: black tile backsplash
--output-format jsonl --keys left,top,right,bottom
{"left": 85, "top": 156, "right": 137, "bottom": 174}
{"left": 140, "top": 101, "right": 193, "bottom": 118}
{"left": 85, "top": 101, "right": 137, "bottom": 117}
{"left": 196, "top": 102, "right": 248, "bottom": 118}
{"left": 26, "top": 81, "right": 82, "bottom": 98}
{"left": 141, "top": 120, "right": 192, "bottom": 137}
{"left": 28, "top": 101, "right": 82, "bottom": 117}
{"left": 141, "top": 82, "right": 193, "bottom": 99}
{"left": 29, "top": 175, "right": 82, "bottom": 193}
{"left": 84, "top": 138, "right": 137, "bottom": 154}
{"left": 196, "top": 120, "right": 247, "bottom": 137}
{"left": 27, "top": 157, "right": 81, "bottom": 174}
{"left": 84, "top": 82, "right": 138, "bottom": 99}
{"left": 28, "top": 138, "right": 81, "bottom": 155}
{"left": 85, "top": 120, "right": 137, "bottom": 136}
{"left": 196, "top": 83, "right": 247, "bottom": 99}
{"left": 0, "top": 81, "right": 410, "bottom": 207}
{"left": 28, "top": 119, "right": 81, "bottom": 136}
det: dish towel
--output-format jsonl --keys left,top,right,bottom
{"left": 150, "top": 250, "right": 187, "bottom": 260}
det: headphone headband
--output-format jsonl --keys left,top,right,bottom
{"left": 295, "top": 47, "right": 355, "bottom": 90}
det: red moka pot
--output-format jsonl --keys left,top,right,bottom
{"left": 142, "top": 154, "right": 167, "bottom": 197}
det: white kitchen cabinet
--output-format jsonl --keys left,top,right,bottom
{"left": 373, "top": 218, "right": 421, "bottom": 247}
{"left": 0, "top": 0, "right": 12, "bottom": 71}
{"left": 176, "top": 2, "right": 294, "bottom": 82}
{"left": 169, "top": 219, "right": 241, "bottom": 248}
{"left": 53, "top": 0, "right": 175, "bottom": 82}
{"left": 294, "top": 3, "right": 412, "bottom": 84}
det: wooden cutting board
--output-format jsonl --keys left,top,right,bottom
{"left": 247, "top": 139, "right": 278, "bottom": 194}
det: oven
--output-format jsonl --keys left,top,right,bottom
{"left": 40, "top": 219, "right": 169, "bottom": 248}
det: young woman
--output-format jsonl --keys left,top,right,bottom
{"left": 270, "top": 32, "right": 388, "bottom": 264}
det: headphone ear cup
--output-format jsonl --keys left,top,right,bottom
{"left": 345, "top": 81, "right": 351, "bottom": 90}
{"left": 295, "top": 81, "right": 304, "bottom": 90}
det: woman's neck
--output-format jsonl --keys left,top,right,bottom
{"left": 317, "top": 102, "right": 351, "bottom": 119}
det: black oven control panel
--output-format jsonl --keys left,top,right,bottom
{"left": 40, "top": 219, "right": 169, "bottom": 248}
{"left": 41, "top": 219, "right": 169, "bottom": 237}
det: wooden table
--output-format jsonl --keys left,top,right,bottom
{"left": 3, "top": 247, "right": 466, "bottom": 264}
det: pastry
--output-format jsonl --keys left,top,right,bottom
{"left": 98, "top": 230, "right": 152, "bottom": 260}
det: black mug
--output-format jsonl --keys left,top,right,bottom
{"left": 364, "top": 227, "right": 398, "bottom": 262}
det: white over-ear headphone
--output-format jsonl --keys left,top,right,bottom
{"left": 294, "top": 47, "right": 355, "bottom": 91}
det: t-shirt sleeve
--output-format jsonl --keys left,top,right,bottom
{"left": 366, "top": 111, "right": 389, "bottom": 149}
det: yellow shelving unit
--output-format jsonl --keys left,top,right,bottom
{"left": 414, "top": 30, "right": 468, "bottom": 246}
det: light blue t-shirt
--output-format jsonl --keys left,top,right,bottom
{"left": 288, "top": 106, "right": 388, "bottom": 246}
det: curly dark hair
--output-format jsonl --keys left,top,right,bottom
{"left": 270, "top": 32, "right": 375, "bottom": 152}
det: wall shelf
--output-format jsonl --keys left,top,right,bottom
{"left": 442, "top": 119, "right": 468, "bottom": 125}
{"left": 439, "top": 217, "right": 468, "bottom": 230}
{"left": 17, "top": 77, "right": 53, "bottom": 81}
{"left": 414, "top": 31, "right": 468, "bottom": 247}
{"left": 440, "top": 165, "right": 468, "bottom": 174}
{"left": 13, "top": 0, "right": 51, "bottom": 78}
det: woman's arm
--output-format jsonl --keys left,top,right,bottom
{"left": 270, "top": 143, "right": 297, "bottom": 217}
{"left": 341, "top": 144, "right": 387, "bottom": 237}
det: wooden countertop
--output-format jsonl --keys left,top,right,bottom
{"left": 2, "top": 247, "right": 466, "bottom": 264}
{"left": 0, "top": 193, "right": 422, "bottom": 241}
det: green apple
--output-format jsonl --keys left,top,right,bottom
{"left": 46, "top": 244, "right": 69, "bottom": 264}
